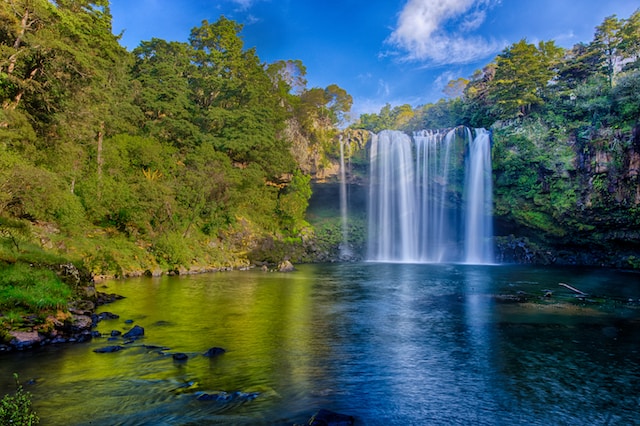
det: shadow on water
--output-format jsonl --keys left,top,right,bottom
{"left": 1, "top": 263, "right": 639, "bottom": 425}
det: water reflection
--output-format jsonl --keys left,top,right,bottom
{"left": 0, "top": 264, "right": 639, "bottom": 425}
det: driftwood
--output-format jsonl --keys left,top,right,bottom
{"left": 559, "top": 282, "right": 588, "bottom": 296}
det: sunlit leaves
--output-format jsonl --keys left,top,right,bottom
{"left": 488, "top": 39, "right": 564, "bottom": 119}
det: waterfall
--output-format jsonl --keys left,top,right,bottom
{"left": 464, "top": 128, "right": 494, "bottom": 264}
{"left": 339, "top": 135, "right": 352, "bottom": 258}
{"left": 367, "top": 127, "right": 494, "bottom": 264}
{"left": 367, "top": 131, "right": 418, "bottom": 262}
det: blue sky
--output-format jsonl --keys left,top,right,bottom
{"left": 110, "top": 0, "right": 638, "bottom": 119}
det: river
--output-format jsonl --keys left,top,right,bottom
{"left": 1, "top": 263, "right": 639, "bottom": 425}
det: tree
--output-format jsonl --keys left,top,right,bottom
{"left": 462, "top": 64, "right": 496, "bottom": 128}
{"left": 557, "top": 43, "right": 601, "bottom": 89}
{"left": 323, "top": 83, "right": 352, "bottom": 126}
{"left": 132, "top": 38, "right": 200, "bottom": 148}
{"left": 0, "top": 0, "right": 53, "bottom": 127}
{"left": 189, "top": 17, "right": 293, "bottom": 178}
{"left": 443, "top": 77, "right": 469, "bottom": 99}
{"left": 592, "top": 15, "right": 623, "bottom": 87}
{"left": 488, "top": 39, "right": 563, "bottom": 118}
{"left": 267, "top": 59, "right": 307, "bottom": 97}
{"left": 620, "top": 9, "right": 640, "bottom": 70}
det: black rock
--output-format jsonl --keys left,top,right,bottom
{"left": 305, "top": 409, "right": 354, "bottom": 426}
{"left": 97, "top": 312, "right": 120, "bottom": 321}
{"left": 123, "top": 325, "right": 144, "bottom": 339}
{"left": 203, "top": 347, "right": 226, "bottom": 357}
{"left": 75, "top": 332, "right": 92, "bottom": 343}
{"left": 94, "top": 345, "right": 123, "bottom": 353}
{"left": 110, "top": 330, "right": 122, "bottom": 337}
{"left": 172, "top": 352, "right": 188, "bottom": 361}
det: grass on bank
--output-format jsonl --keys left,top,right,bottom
{"left": 0, "top": 262, "right": 73, "bottom": 331}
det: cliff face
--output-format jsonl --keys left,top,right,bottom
{"left": 492, "top": 123, "right": 640, "bottom": 268}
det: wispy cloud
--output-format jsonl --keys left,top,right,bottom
{"left": 386, "top": 0, "right": 504, "bottom": 66}
{"left": 229, "top": 0, "right": 254, "bottom": 10}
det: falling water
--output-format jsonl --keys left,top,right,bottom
{"left": 367, "top": 131, "right": 418, "bottom": 262}
{"left": 339, "top": 135, "right": 352, "bottom": 258}
{"left": 367, "top": 128, "right": 493, "bottom": 264}
{"left": 464, "top": 128, "right": 494, "bottom": 264}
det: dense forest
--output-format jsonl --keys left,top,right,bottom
{"left": 0, "top": 0, "right": 353, "bottom": 280}
{"left": 1, "top": 1, "right": 640, "bottom": 333}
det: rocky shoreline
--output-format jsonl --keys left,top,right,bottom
{"left": 0, "top": 288, "right": 123, "bottom": 353}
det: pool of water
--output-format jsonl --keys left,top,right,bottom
{"left": 1, "top": 263, "right": 639, "bottom": 425}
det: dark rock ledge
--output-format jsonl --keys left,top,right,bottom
{"left": 0, "top": 289, "right": 123, "bottom": 353}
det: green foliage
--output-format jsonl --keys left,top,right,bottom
{"left": 277, "top": 170, "right": 312, "bottom": 233}
{"left": 152, "top": 231, "right": 194, "bottom": 268}
{"left": 489, "top": 39, "right": 564, "bottom": 119}
{"left": 0, "top": 216, "right": 30, "bottom": 252}
{"left": 0, "top": 263, "right": 72, "bottom": 313}
{"left": 0, "top": 374, "right": 39, "bottom": 426}
{"left": 612, "top": 70, "right": 640, "bottom": 123}
{"left": 354, "top": 103, "right": 415, "bottom": 132}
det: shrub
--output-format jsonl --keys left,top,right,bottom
{"left": 0, "top": 374, "right": 39, "bottom": 425}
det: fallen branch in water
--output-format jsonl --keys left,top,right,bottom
{"left": 559, "top": 282, "right": 588, "bottom": 296}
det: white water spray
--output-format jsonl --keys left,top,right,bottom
{"left": 339, "top": 135, "right": 352, "bottom": 258}
{"left": 464, "top": 128, "right": 494, "bottom": 264}
{"left": 367, "top": 128, "right": 493, "bottom": 264}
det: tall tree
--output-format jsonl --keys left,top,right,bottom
{"left": 620, "top": 9, "right": 640, "bottom": 70}
{"left": 592, "top": 15, "right": 623, "bottom": 87}
{"left": 132, "top": 38, "right": 200, "bottom": 148}
{"left": 189, "top": 17, "right": 293, "bottom": 179}
{"left": 488, "top": 39, "right": 563, "bottom": 118}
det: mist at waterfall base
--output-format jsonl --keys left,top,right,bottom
{"left": 366, "top": 128, "right": 494, "bottom": 264}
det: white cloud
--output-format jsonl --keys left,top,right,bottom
{"left": 230, "top": 0, "right": 254, "bottom": 9}
{"left": 387, "top": 0, "right": 503, "bottom": 65}
{"left": 226, "top": 0, "right": 268, "bottom": 11}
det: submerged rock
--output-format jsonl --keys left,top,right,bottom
{"left": 172, "top": 352, "right": 188, "bottom": 361}
{"left": 203, "top": 347, "right": 226, "bottom": 357}
{"left": 196, "top": 391, "right": 259, "bottom": 402}
{"left": 303, "top": 409, "right": 354, "bottom": 426}
{"left": 93, "top": 345, "right": 123, "bottom": 353}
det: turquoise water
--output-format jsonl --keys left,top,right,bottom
{"left": 1, "top": 263, "right": 639, "bottom": 425}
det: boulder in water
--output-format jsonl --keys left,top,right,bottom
{"left": 123, "top": 325, "right": 144, "bottom": 339}
{"left": 9, "top": 331, "right": 42, "bottom": 350}
{"left": 203, "top": 347, "right": 226, "bottom": 357}
{"left": 172, "top": 352, "right": 189, "bottom": 361}
{"left": 278, "top": 260, "right": 295, "bottom": 272}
